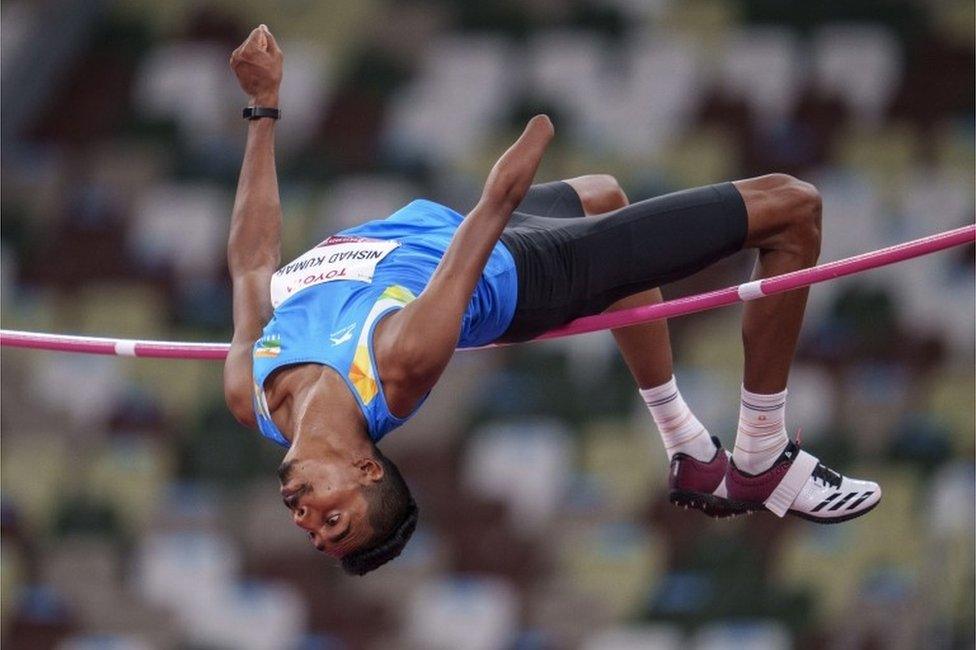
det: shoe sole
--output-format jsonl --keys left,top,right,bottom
{"left": 669, "top": 490, "right": 757, "bottom": 519}
{"left": 671, "top": 491, "right": 882, "bottom": 524}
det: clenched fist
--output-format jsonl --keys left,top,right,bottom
{"left": 230, "top": 24, "right": 283, "bottom": 106}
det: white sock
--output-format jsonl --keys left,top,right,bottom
{"left": 733, "top": 385, "right": 789, "bottom": 474}
{"left": 640, "top": 376, "right": 716, "bottom": 462}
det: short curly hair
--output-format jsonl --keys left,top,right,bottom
{"left": 340, "top": 447, "right": 418, "bottom": 576}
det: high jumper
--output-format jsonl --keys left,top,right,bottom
{"left": 222, "top": 24, "right": 881, "bottom": 575}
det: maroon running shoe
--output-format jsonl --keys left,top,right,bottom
{"left": 669, "top": 436, "right": 753, "bottom": 518}
{"left": 724, "top": 440, "right": 882, "bottom": 524}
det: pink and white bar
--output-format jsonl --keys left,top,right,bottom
{"left": 0, "top": 330, "right": 230, "bottom": 360}
{"left": 1, "top": 225, "right": 973, "bottom": 359}
{"left": 532, "top": 223, "right": 974, "bottom": 341}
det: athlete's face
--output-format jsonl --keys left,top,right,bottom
{"left": 278, "top": 457, "right": 382, "bottom": 558}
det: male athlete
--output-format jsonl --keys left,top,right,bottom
{"left": 223, "top": 26, "right": 880, "bottom": 575}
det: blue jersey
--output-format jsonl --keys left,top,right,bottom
{"left": 251, "top": 199, "right": 519, "bottom": 447}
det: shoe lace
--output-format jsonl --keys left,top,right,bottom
{"left": 810, "top": 463, "right": 842, "bottom": 488}
{"left": 794, "top": 428, "right": 841, "bottom": 489}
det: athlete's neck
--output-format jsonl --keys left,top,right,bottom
{"left": 282, "top": 366, "right": 373, "bottom": 463}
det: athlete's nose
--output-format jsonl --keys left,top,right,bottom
{"left": 293, "top": 505, "right": 310, "bottom": 527}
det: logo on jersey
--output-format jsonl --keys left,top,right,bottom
{"left": 255, "top": 334, "right": 282, "bottom": 358}
{"left": 330, "top": 323, "right": 357, "bottom": 346}
{"left": 269, "top": 238, "right": 400, "bottom": 309}
{"left": 317, "top": 234, "right": 379, "bottom": 247}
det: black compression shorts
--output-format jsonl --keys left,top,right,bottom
{"left": 498, "top": 181, "right": 748, "bottom": 342}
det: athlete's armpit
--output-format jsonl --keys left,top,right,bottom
{"left": 224, "top": 343, "right": 257, "bottom": 428}
{"left": 224, "top": 267, "right": 274, "bottom": 428}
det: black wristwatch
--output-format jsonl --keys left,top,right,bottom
{"left": 243, "top": 106, "right": 280, "bottom": 121}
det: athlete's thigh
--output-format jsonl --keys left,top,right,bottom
{"left": 565, "top": 183, "right": 748, "bottom": 296}
{"left": 499, "top": 182, "right": 747, "bottom": 341}
{"left": 510, "top": 181, "right": 585, "bottom": 224}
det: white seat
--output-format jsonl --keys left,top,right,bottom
{"left": 179, "top": 580, "right": 307, "bottom": 650}
{"left": 405, "top": 576, "right": 519, "bottom": 650}
{"left": 134, "top": 43, "right": 238, "bottom": 139}
{"left": 57, "top": 634, "right": 155, "bottom": 650}
{"left": 807, "top": 170, "right": 884, "bottom": 320}
{"left": 928, "top": 461, "right": 976, "bottom": 537}
{"left": 526, "top": 30, "right": 608, "bottom": 127}
{"left": 599, "top": 33, "right": 704, "bottom": 157}
{"left": 583, "top": 624, "right": 684, "bottom": 650}
{"left": 386, "top": 35, "right": 514, "bottom": 163}
{"left": 812, "top": 25, "right": 902, "bottom": 124}
{"left": 781, "top": 362, "right": 836, "bottom": 441}
{"left": 462, "top": 419, "right": 572, "bottom": 534}
{"left": 313, "top": 175, "right": 419, "bottom": 233}
{"left": 273, "top": 40, "right": 332, "bottom": 154}
{"left": 899, "top": 168, "right": 973, "bottom": 239}
{"left": 718, "top": 27, "right": 801, "bottom": 125}
{"left": 30, "top": 354, "right": 125, "bottom": 426}
{"left": 128, "top": 183, "right": 230, "bottom": 280}
{"left": 133, "top": 531, "right": 239, "bottom": 617}
{"left": 693, "top": 619, "right": 791, "bottom": 650}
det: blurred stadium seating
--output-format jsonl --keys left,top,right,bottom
{"left": 1, "top": 0, "right": 973, "bottom": 648}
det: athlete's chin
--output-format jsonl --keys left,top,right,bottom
{"left": 323, "top": 547, "right": 346, "bottom": 560}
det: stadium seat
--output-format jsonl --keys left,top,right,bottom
{"left": 693, "top": 619, "right": 791, "bottom": 650}
{"left": 717, "top": 27, "right": 801, "bottom": 127}
{"left": 386, "top": 35, "right": 514, "bottom": 164}
{"left": 133, "top": 43, "right": 238, "bottom": 141}
{"left": 812, "top": 25, "right": 903, "bottom": 123}
{"left": 128, "top": 184, "right": 231, "bottom": 281}
{"left": 405, "top": 575, "right": 519, "bottom": 650}
{"left": 313, "top": 175, "right": 419, "bottom": 234}
{"left": 583, "top": 623, "right": 684, "bottom": 650}
{"left": 462, "top": 419, "right": 573, "bottom": 534}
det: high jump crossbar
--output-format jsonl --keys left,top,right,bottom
{"left": 1, "top": 224, "right": 973, "bottom": 360}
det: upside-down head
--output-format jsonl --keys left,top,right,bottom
{"left": 278, "top": 446, "right": 417, "bottom": 575}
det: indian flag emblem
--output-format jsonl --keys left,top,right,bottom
{"left": 255, "top": 334, "right": 282, "bottom": 358}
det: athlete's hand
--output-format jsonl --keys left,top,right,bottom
{"left": 230, "top": 24, "right": 283, "bottom": 106}
{"left": 480, "top": 115, "right": 554, "bottom": 214}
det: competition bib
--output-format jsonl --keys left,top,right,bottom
{"left": 270, "top": 235, "right": 399, "bottom": 308}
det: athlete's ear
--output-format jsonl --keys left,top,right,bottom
{"left": 356, "top": 457, "right": 385, "bottom": 483}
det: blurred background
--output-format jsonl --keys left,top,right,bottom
{"left": 1, "top": 0, "right": 974, "bottom": 648}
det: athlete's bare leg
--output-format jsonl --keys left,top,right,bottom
{"left": 732, "top": 174, "right": 821, "bottom": 394}
{"left": 566, "top": 174, "right": 821, "bottom": 396}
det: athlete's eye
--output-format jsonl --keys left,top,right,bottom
{"left": 327, "top": 514, "right": 340, "bottom": 526}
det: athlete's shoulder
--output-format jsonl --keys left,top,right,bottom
{"left": 387, "top": 199, "right": 463, "bottom": 225}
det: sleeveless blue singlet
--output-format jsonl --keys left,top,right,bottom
{"left": 251, "top": 199, "right": 518, "bottom": 447}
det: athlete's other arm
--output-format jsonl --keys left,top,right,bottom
{"left": 377, "top": 116, "right": 554, "bottom": 412}
{"left": 223, "top": 25, "right": 284, "bottom": 428}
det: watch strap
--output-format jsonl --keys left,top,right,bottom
{"left": 243, "top": 106, "right": 280, "bottom": 120}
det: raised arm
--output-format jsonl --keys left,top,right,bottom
{"left": 223, "top": 25, "right": 284, "bottom": 427}
{"left": 376, "top": 115, "right": 554, "bottom": 413}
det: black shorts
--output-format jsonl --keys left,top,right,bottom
{"left": 498, "top": 181, "right": 748, "bottom": 342}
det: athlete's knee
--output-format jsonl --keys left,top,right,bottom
{"left": 777, "top": 176, "right": 822, "bottom": 262}
{"left": 740, "top": 173, "right": 821, "bottom": 260}
{"left": 566, "top": 174, "right": 629, "bottom": 215}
